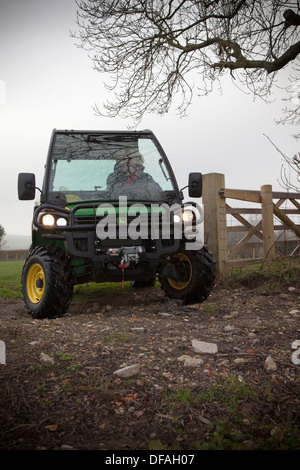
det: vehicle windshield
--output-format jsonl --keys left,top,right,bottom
{"left": 48, "top": 132, "right": 175, "bottom": 203}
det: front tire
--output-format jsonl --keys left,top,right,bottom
{"left": 160, "top": 246, "right": 216, "bottom": 304}
{"left": 21, "top": 246, "right": 73, "bottom": 319}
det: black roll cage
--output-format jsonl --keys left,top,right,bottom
{"left": 41, "top": 129, "right": 183, "bottom": 205}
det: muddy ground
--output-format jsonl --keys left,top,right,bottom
{"left": 0, "top": 277, "right": 300, "bottom": 451}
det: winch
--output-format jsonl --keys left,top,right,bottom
{"left": 107, "top": 246, "right": 144, "bottom": 268}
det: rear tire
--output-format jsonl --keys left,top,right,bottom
{"left": 21, "top": 246, "right": 73, "bottom": 319}
{"left": 159, "top": 246, "right": 216, "bottom": 304}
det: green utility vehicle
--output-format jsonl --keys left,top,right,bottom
{"left": 18, "top": 129, "right": 215, "bottom": 318}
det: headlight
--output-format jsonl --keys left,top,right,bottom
{"left": 56, "top": 217, "right": 67, "bottom": 227}
{"left": 174, "top": 211, "right": 194, "bottom": 223}
{"left": 42, "top": 213, "right": 55, "bottom": 226}
{"left": 182, "top": 210, "right": 194, "bottom": 222}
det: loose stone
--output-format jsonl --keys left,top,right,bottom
{"left": 113, "top": 364, "right": 140, "bottom": 378}
{"left": 264, "top": 355, "right": 277, "bottom": 372}
{"left": 234, "top": 358, "right": 246, "bottom": 365}
{"left": 177, "top": 355, "right": 204, "bottom": 367}
{"left": 192, "top": 339, "right": 218, "bottom": 354}
{"left": 40, "top": 352, "right": 55, "bottom": 366}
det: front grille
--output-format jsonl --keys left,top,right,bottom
{"left": 71, "top": 205, "right": 176, "bottom": 240}
{"left": 73, "top": 215, "right": 99, "bottom": 225}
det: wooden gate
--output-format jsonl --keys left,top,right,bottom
{"left": 202, "top": 173, "right": 300, "bottom": 274}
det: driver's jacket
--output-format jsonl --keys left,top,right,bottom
{"left": 106, "top": 166, "right": 162, "bottom": 200}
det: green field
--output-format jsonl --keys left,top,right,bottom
{"left": 0, "top": 257, "right": 299, "bottom": 301}
{"left": 0, "top": 259, "right": 137, "bottom": 300}
{"left": 0, "top": 260, "right": 23, "bottom": 299}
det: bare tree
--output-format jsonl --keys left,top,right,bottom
{"left": 264, "top": 134, "right": 300, "bottom": 190}
{"left": 279, "top": 150, "right": 300, "bottom": 190}
{"left": 276, "top": 73, "right": 300, "bottom": 137}
{"left": 73, "top": 1, "right": 300, "bottom": 124}
{"left": 0, "top": 225, "right": 6, "bottom": 250}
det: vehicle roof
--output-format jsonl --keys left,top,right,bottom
{"left": 53, "top": 129, "right": 154, "bottom": 135}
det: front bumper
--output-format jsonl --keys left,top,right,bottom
{"left": 34, "top": 203, "right": 181, "bottom": 265}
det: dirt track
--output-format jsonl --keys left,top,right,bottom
{"left": 0, "top": 279, "right": 300, "bottom": 450}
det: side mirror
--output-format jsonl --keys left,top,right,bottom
{"left": 18, "top": 173, "right": 36, "bottom": 200}
{"left": 188, "top": 172, "right": 202, "bottom": 198}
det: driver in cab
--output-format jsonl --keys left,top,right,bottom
{"left": 107, "top": 147, "right": 162, "bottom": 200}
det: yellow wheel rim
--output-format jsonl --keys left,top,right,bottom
{"left": 168, "top": 253, "right": 192, "bottom": 290}
{"left": 26, "top": 263, "right": 45, "bottom": 304}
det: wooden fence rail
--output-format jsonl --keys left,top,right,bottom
{"left": 202, "top": 173, "right": 300, "bottom": 274}
{"left": 0, "top": 250, "right": 28, "bottom": 261}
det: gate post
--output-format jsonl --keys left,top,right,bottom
{"left": 261, "top": 184, "right": 275, "bottom": 264}
{"left": 202, "top": 173, "right": 228, "bottom": 274}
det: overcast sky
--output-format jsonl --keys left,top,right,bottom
{"left": 0, "top": 0, "right": 299, "bottom": 237}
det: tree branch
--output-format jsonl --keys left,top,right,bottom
{"left": 284, "top": 9, "right": 300, "bottom": 27}
{"left": 73, "top": 1, "right": 300, "bottom": 123}
{"left": 210, "top": 40, "right": 300, "bottom": 74}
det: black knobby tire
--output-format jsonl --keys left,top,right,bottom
{"left": 160, "top": 246, "right": 216, "bottom": 304}
{"left": 21, "top": 245, "right": 73, "bottom": 319}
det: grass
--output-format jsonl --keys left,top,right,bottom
{"left": 0, "top": 259, "right": 140, "bottom": 300}
{"left": 162, "top": 378, "right": 255, "bottom": 414}
{"left": 102, "top": 330, "right": 133, "bottom": 343}
{"left": 222, "top": 257, "right": 300, "bottom": 289}
{"left": 0, "top": 257, "right": 298, "bottom": 300}
{"left": 198, "top": 376, "right": 255, "bottom": 407}
{"left": 73, "top": 280, "right": 133, "bottom": 300}
{"left": 0, "top": 260, "right": 23, "bottom": 298}
{"left": 153, "top": 376, "right": 300, "bottom": 450}
{"left": 162, "top": 387, "right": 201, "bottom": 406}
